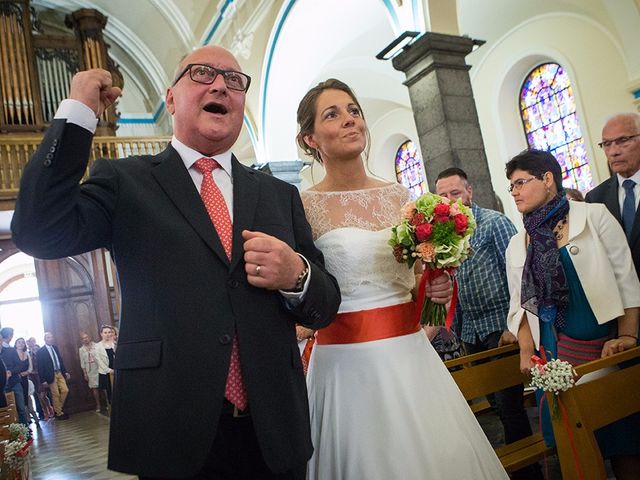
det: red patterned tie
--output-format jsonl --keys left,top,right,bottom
{"left": 194, "top": 157, "right": 247, "bottom": 411}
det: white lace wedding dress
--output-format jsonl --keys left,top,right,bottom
{"left": 301, "top": 183, "right": 508, "bottom": 480}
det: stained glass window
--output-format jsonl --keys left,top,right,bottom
{"left": 395, "top": 140, "right": 427, "bottom": 197}
{"left": 520, "top": 63, "right": 593, "bottom": 192}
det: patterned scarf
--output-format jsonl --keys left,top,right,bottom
{"left": 521, "top": 193, "right": 570, "bottom": 329}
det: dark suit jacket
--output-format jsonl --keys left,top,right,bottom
{"left": 36, "top": 344, "right": 67, "bottom": 385}
{"left": 0, "top": 346, "right": 26, "bottom": 389}
{"left": 585, "top": 175, "right": 640, "bottom": 278}
{"left": 11, "top": 120, "right": 341, "bottom": 477}
{"left": 0, "top": 358, "right": 6, "bottom": 407}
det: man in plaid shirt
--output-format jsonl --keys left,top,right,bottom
{"left": 436, "top": 168, "right": 542, "bottom": 480}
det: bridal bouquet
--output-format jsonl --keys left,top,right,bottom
{"left": 389, "top": 192, "right": 476, "bottom": 326}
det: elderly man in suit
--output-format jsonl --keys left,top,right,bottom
{"left": 36, "top": 332, "right": 70, "bottom": 420}
{"left": 585, "top": 112, "right": 640, "bottom": 277}
{"left": 11, "top": 45, "right": 341, "bottom": 479}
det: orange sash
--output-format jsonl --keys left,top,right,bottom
{"left": 316, "top": 302, "right": 420, "bottom": 345}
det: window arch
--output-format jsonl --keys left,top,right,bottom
{"left": 520, "top": 63, "right": 593, "bottom": 192}
{"left": 395, "top": 140, "right": 427, "bottom": 197}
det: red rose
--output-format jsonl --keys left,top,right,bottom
{"left": 433, "top": 203, "right": 450, "bottom": 217}
{"left": 410, "top": 212, "right": 426, "bottom": 226}
{"left": 415, "top": 223, "right": 433, "bottom": 242}
{"left": 454, "top": 214, "right": 468, "bottom": 234}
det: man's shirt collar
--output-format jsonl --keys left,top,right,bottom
{"left": 171, "top": 136, "right": 233, "bottom": 178}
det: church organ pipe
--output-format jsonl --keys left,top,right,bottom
{"left": 52, "top": 58, "right": 64, "bottom": 116}
{"left": 15, "top": 14, "right": 33, "bottom": 123}
{"left": 66, "top": 8, "right": 119, "bottom": 134}
{"left": 0, "top": 16, "right": 12, "bottom": 124}
{"left": 0, "top": 0, "right": 43, "bottom": 129}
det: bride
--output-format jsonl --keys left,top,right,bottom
{"left": 297, "top": 79, "right": 509, "bottom": 480}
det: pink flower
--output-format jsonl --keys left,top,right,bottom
{"left": 449, "top": 203, "right": 461, "bottom": 216}
{"left": 415, "top": 223, "right": 433, "bottom": 242}
{"left": 453, "top": 214, "right": 468, "bottom": 234}
{"left": 416, "top": 242, "right": 436, "bottom": 262}
{"left": 410, "top": 212, "right": 426, "bottom": 226}
{"left": 401, "top": 201, "right": 417, "bottom": 220}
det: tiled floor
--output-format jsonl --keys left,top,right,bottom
{"left": 30, "top": 412, "right": 135, "bottom": 480}
{"left": 26, "top": 405, "right": 584, "bottom": 480}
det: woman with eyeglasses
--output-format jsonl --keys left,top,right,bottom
{"left": 505, "top": 149, "right": 640, "bottom": 479}
{"left": 95, "top": 325, "right": 116, "bottom": 405}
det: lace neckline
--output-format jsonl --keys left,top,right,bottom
{"left": 304, "top": 183, "right": 396, "bottom": 195}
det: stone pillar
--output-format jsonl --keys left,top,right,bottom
{"left": 257, "top": 160, "right": 305, "bottom": 189}
{"left": 391, "top": 32, "right": 498, "bottom": 210}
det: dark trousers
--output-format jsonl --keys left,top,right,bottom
{"left": 99, "top": 373, "right": 112, "bottom": 404}
{"left": 465, "top": 331, "right": 543, "bottom": 480}
{"left": 140, "top": 400, "right": 306, "bottom": 480}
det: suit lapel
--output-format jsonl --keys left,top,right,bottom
{"left": 151, "top": 145, "right": 230, "bottom": 266}
{"left": 631, "top": 192, "right": 640, "bottom": 248}
{"left": 230, "top": 156, "right": 259, "bottom": 272}
{"left": 567, "top": 202, "right": 586, "bottom": 241}
{"left": 603, "top": 177, "right": 622, "bottom": 224}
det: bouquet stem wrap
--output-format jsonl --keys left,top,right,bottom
{"left": 416, "top": 268, "right": 457, "bottom": 328}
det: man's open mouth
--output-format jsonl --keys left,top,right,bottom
{"left": 204, "top": 102, "right": 228, "bottom": 114}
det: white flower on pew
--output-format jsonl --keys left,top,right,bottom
{"left": 1, "top": 422, "right": 33, "bottom": 472}
{"left": 529, "top": 355, "right": 577, "bottom": 395}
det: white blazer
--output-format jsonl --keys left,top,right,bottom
{"left": 95, "top": 341, "right": 115, "bottom": 375}
{"left": 506, "top": 201, "right": 640, "bottom": 348}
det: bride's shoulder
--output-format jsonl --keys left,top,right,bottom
{"left": 383, "top": 182, "right": 412, "bottom": 202}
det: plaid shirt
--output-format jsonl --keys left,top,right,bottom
{"left": 454, "top": 203, "right": 517, "bottom": 343}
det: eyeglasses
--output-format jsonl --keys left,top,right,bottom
{"left": 172, "top": 63, "right": 251, "bottom": 92}
{"left": 598, "top": 134, "right": 640, "bottom": 149}
{"left": 508, "top": 177, "right": 540, "bottom": 193}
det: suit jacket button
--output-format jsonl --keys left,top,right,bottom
{"left": 227, "top": 279, "right": 239, "bottom": 288}
{"left": 219, "top": 334, "right": 232, "bottom": 345}
{"left": 569, "top": 245, "right": 579, "bottom": 255}
{"left": 49, "top": 146, "right": 56, "bottom": 153}
{"left": 43, "top": 158, "right": 52, "bottom": 167}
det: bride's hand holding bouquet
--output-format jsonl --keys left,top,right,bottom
{"left": 389, "top": 192, "right": 476, "bottom": 327}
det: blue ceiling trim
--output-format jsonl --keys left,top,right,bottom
{"left": 260, "top": 0, "right": 297, "bottom": 137}
{"left": 203, "top": 0, "right": 234, "bottom": 46}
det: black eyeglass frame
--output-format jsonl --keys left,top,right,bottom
{"left": 171, "top": 63, "right": 251, "bottom": 92}
{"left": 597, "top": 134, "right": 640, "bottom": 149}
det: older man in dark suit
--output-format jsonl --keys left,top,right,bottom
{"left": 585, "top": 113, "right": 640, "bottom": 278}
{"left": 11, "top": 45, "right": 340, "bottom": 479}
{"left": 36, "top": 332, "right": 70, "bottom": 420}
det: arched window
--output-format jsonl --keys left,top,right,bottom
{"left": 520, "top": 63, "right": 593, "bottom": 192}
{"left": 395, "top": 140, "right": 427, "bottom": 197}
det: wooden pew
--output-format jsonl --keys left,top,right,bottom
{"left": 548, "top": 346, "right": 640, "bottom": 480}
{"left": 444, "top": 344, "right": 552, "bottom": 474}
{"left": 0, "top": 391, "right": 19, "bottom": 440}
